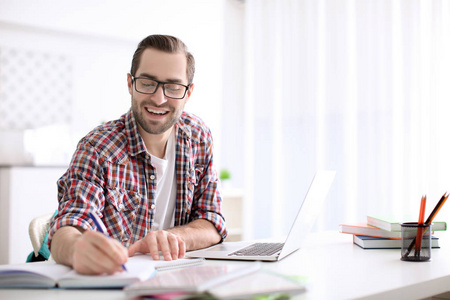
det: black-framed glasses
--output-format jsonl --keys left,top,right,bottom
{"left": 131, "top": 76, "right": 190, "bottom": 99}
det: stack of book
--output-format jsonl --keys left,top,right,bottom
{"left": 339, "top": 215, "right": 446, "bottom": 249}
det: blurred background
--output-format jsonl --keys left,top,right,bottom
{"left": 1, "top": 0, "right": 450, "bottom": 264}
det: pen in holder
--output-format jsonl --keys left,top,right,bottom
{"left": 401, "top": 222, "right": 431, "bottom": 262}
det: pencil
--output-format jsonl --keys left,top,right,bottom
{"left": 405, "top": 193, "right": 448, "bottom": 257}
{"left": 424, "top": 193, "right": 448, "bottom": 225}
{"left": 414, "top": 196, "right": 426, "bottom": 255}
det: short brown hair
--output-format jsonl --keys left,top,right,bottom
{"left": 130, "top": 34, "right": 195, "bottom": 84}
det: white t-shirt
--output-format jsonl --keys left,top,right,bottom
{"left": 150, "top": 130, "right": 176, "bottom": 231}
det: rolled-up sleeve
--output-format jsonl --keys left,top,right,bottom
{"left": 47, "top": 140, "right": 105, "bottom": 249}
{"left": 179, "top": 119, "right": 227, "bottom": 241}
{"left": 192, "top": 158, "right": 227, "bottom": 241}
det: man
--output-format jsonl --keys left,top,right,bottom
{"left": 48, "top": 34, "right": 227, "bottom": 275}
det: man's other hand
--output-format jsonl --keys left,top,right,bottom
{"left": 128, "top": 230, "right": 186, "bottom": 261}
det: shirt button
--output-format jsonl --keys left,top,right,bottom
{"left": 151, "top": 204, "right": 156, "bottom": 209}
{"left": 118, "top": 204, "right": 124, "bottom": 210}
{"left": 150, "top": 175, "right": 156, "bottom": 180}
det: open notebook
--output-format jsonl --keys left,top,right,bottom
{"left": 0, "top": 255, "right": 204, "bottom": 288}
{"left": 187, "top": 170, "right": 336, "bottom": 261}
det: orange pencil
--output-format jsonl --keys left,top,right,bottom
{"left": 415, "top": 196, "right": 427, "bottom": 255}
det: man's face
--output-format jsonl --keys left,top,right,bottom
{"left": 128, "top": 48, "right": 193, "bottom": 136}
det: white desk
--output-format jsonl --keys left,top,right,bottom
{"left": 1, "top": 231, "right": 449, "bottom": 300}
{"left": 269, "top": 231, "right": 450, "bottom": 299}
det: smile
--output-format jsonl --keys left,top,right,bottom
{"left": 146, "top": 108, "right": 169, "bottom": 115}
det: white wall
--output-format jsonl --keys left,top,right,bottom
{"left": 0, "top": 0, "right": 224, "bottom": 151}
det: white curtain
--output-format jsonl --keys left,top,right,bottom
{"left": 235, "top": 0, "right": 450, "bottom": 239}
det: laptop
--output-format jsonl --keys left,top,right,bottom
{"left": 186, "top": 170, "right": 336, "bottom": 261}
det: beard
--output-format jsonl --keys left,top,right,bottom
{"left": 131, "top": 97, "right": 184, "bottom": 135}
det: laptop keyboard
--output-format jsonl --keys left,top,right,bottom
{"left": 228, "top": 242, "right": 284, "bottom": 257}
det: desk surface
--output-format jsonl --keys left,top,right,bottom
{"left": 1, "top": 231, "right": 449, "bottom": 300}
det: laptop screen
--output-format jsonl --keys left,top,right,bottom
{"left": 279, "top": 170, "right": 336, "bottom": 259}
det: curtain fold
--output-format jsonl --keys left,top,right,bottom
{"left": 240, "top": 0, "right": 450, "bottom": 239}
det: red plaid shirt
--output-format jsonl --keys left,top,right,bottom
{"left": 48, "top": 110, "right": 227, "bottom": 248}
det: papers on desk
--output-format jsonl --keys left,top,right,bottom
{"left": 0, "top": 255, "right": 203, "bottom": 288}
{"left": 125, "top": 262, "right": 260, "bottom": 295}
{"left": 0, "top": 254, "right": 305, "bottom": 298}
{"left": 125, "top": 263, "right": 306, "bottom": 299}
{"left": 208, "top": 270, "right": 306, "bottom": 299}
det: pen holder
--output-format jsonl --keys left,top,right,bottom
{"left": 400, "top": 222, "right": 431, "bottom": 262}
